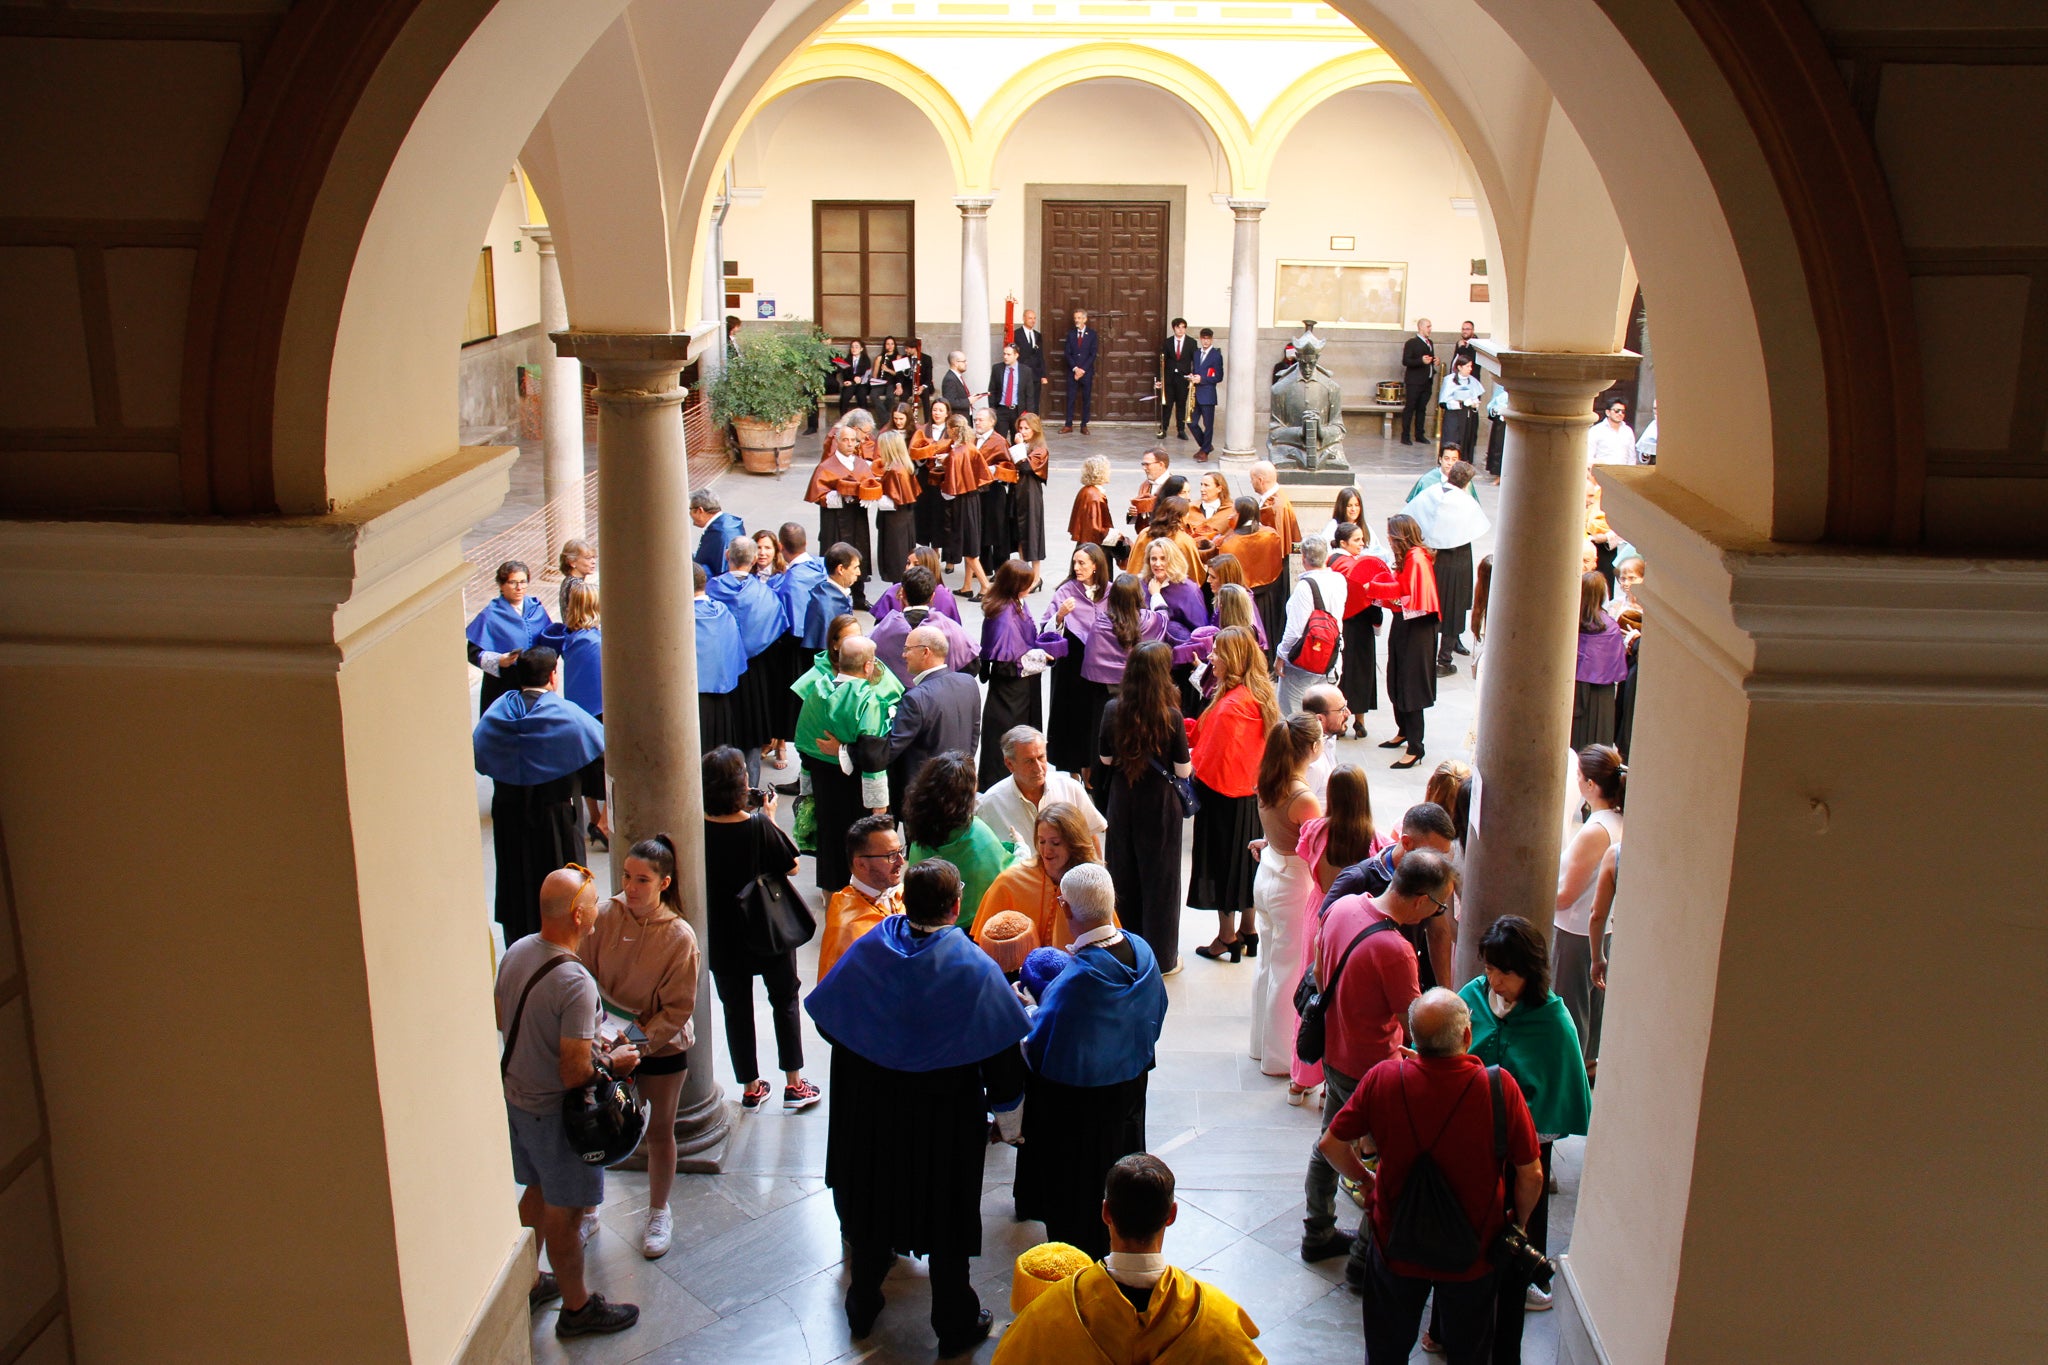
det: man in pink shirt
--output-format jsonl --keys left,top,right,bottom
{"left": 1299, "top": 849, "right": 1458, "bottom": 1279}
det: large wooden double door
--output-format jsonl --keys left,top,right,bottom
{"left": 1041, "top": 201, "right": 1168, "bottom": 422}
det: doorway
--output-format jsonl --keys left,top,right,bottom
{"left": 1041, "top": 199, "right": 1168, "bottom": 422}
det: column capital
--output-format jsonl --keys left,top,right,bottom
{"left": 518, "top": 222, "right": 554, "bottom": 254}
{"left": 1472, "top": 342, "right": 1638, "bottom": 417}
{"left": 1226, "top": 198, "right": 1270, "bottom": 218}
{"left": 953, "top": 194, "right": 997, "bottom": 216}
{"left": 550, "top": 330, "right": 703, "bottom": 401}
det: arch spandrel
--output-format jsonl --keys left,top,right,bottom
{"left": 749, "top": 43, "right": 975, "bottom": 191}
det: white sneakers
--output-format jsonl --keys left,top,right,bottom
{"left": 578, "top": 1209, "right": 602, "bottom": 1245}
{"left": 1525, "top": 1284, "right": 1554, "bottom": 1310}
{"left": 641, "top": 1206, "right": 673, "bottom": 1259}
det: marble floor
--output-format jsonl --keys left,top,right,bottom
{"left": 470, "top": 419, "right": 1574, "bottom": 1362}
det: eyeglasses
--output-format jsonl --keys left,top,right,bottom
{"left": 857, "top": 849, "right": 907, "bottom": 863}
{"left": 1424, "top": 891, "right": 1451, "bottom": 915}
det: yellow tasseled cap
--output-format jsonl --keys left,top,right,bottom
{"left": 1011, "top": 1242, "right": 1094, "bottom": 1311}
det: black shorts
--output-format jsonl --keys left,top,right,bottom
{"left": 635, "top": 1049, "right": 688, "bottom": 1077}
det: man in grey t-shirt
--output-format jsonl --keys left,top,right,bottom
{"left": 494, "top": 866, "right": 642, "bottom": 1339}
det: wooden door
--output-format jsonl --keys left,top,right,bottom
{"left": 1042, "top": 201, "right": 1168, "bottom": 422}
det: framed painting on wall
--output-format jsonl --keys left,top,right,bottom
{"left": 1272, "top": 260, "right": 1407, "bottom": 329}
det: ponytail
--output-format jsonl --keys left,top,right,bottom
{"left": 628, "top": 833, "right": 685, "bottom": 914}
{"left": 1577, "top": 744, "right": 1626, "bottom": 812}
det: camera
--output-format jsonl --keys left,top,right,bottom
{"left": 1491, "top": 1222, "right": 1555, "bottom": 1291}
{"left": 746, "top": 786, "right": 769, "bottom": 810}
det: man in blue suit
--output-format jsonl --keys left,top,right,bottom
{"left": 690, "top": 489, "right": 745, "bottom": 580}
{"left": 1190, "top": 327, "right": 1224, "bottom": 461}
{"left": 1060, "top": 308, "right": 1098, "bottom": 434}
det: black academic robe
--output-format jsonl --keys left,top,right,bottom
{"left": 490, "top": 762, "right": 601, "bottom": 943}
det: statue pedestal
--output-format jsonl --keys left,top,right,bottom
{"left": 1273, "top": 462, "right": 1358, "bottom": 488}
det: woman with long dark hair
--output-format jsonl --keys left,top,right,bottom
{"left": 1249, "top": 714, "right": 1325, "bottom": 1087}
{"left": 903, "top": 751, "right": 1013, "bottom": 927}
{"left": 978, "top": 560, "right": 1059, "bottom": 789}
{"left": 1328, "top": 522, "right": 1381, "bottom": 738}
{"left": 1458, "top": 914, "right": 1592, "bottom": 1349}
{"left": 1187, "top": 626, "right": 1279, "bottom": 961}
{"left": 699, "top": 747, "right": 820, "bottom": 1115}
{"left": 580, "top": 831, "right": 704, "bottom": 1257}
{"left": 1572, "top": 570, "right": 1627, "bottom": 750}
{"left": 1044, "top": 542, "right": 1112, "bottom": 775}
{"left": 1059, "top": 571, "right": 1167, "bottom": 790}
{"left": 1357, "top": 512, "right": 1440, "bottom": 768}
{"left": 1097, "top": 641, "right": 1190, "bottom": 973}
{"left": 1010, "top": 411, "right": 1051, "bottom": 584}
{"left": 1554, "top": 744, "right": 1624, "bottom": 1070}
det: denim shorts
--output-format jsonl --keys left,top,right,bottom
{"left": 506, "top": 1101, "right": 604, "bottom": 1209}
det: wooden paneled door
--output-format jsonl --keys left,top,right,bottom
{"left": 1042, "top": 201, "right": 1168, "bottom": 422}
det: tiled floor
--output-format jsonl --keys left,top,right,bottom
{"left": 472, "top": 419, "right": 1577, "bottom": 1362}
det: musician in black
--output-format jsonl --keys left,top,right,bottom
{"left": 1451, "top": 320, "right": 1479, "bottom": 374}
{"left": 1157, "top": 318, "right": 1196, "bottom": 441}
{"left": 1400, "top": 319, "right": 1438, "bottom": 446}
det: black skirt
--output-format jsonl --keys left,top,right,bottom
{"left": 698, "top": 690, "right": 740, "bottom": 753}
{"left": 825, "top": 1046, "right": 994, "bottom": 1259}
{"left": 1252, "top": 580, "right": 1288, "bottom": 662}
{"left": 479, "top": 668, "right": 517, "bottom": 717}
{"left": 819, "top": 505, "right": 873, "bottom": 578}
{"left": 1442, "top": 406, "right": 1477, "bottom": 457}
{"left": 1102, "top": 766, "right": 1186, "bottom": 971}
{"left": 1186, "top": 784, "right": 1259, "bottom": 915}
{"left": 1434, "top": 541, "right": 1474, "bottom": 632}
{"left": 490, "top": 764, "right": 595, "bottom": 942}
{"left": 875, "top": 507, "right": 915, "bottom": 582}
{"left": 1486, "top": 414, "right": 1507, "bottom": 475}
{"left": 1386, "top": 612, "right": 1441, "bottom": 714}
{"left": 980, "top": 669, "right": 1043, "bottom": 791}
{"left": 730, "top": 655, "right": 778, "bottom": 750}
{"left": 1339, "top": 609, "right": 1379, "bottom": 713}
{"left": 948, "top": 493, "right": 983, "bottom": 564}
{"left": 1013, "top": 474, "right": 1047, "bottom": 561}
{"left": 1015, "top": 1072, "right": 1148, "bottom": 1258}
{"left": 1047, "top": 648, "right": 1102, "bottom": 773}
{"left": 1614, "top": 649, "right": 1639, "bottom": 759}
{"left": 1571, "top": 680, "right": 1619, "bottom": 751}
{"left": 804, "top": 753, "right": 863, "bottom": 894}
{"left": 981, "top": 482, "right": 1014, "bottom": 563}
{"left": 914, "top": 480, "right": 948, "bottom": 548}
{"left": 765, "top": 634, "right": 810, "bottom": 743}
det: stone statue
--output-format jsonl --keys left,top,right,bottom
{"left": 1268, "top": 326, "right": 1347, "bottom": 471}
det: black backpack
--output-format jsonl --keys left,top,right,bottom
{"left": 1294, "top": 918, "right": 1399, "bottom": 1063}
{"left": 1384, "top": 1063, "right": 1507, "bottom": 1273}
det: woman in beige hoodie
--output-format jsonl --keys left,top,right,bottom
{"left": 581, "top": 833, "right": 699, "bottom": 1259}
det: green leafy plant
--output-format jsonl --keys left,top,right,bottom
{"left": 708, "top": 327, "right": 835, "bottom": 427}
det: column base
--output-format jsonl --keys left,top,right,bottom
{"left": 1553, "top": 1255, "right": 1612, "bottom": 1365}
{"left": 1217, "top": 450, "right": 1259, "bottom": 476}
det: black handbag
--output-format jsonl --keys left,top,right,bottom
{"left": 501, "top": 952, "right": 647, "bottom": 1166}
{"left": 1294, "top": 919, "right": 1399, "bottom": 1063}
{"left": 738, "top": 814, "right": 816, "bottom": 955}
{"left": 1149, "top": 756, "right": 1200, "bottom": 818}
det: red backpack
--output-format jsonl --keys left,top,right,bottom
{"left": 1289, "top": 577, "right": 1342, "bottom": 674}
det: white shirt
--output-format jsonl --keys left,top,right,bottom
{"left": 1279, "top": 567, "right": 1349, "bottom": 659}
{"left": 1072, "top": 922, "right": 1125, "bottom": 951}
{"left": 977, "top": 772, "right": 1107, "bottom": 850}
{"left": 1104, "top": 1251, "right": 1167, "bottom": 1289}
{"left": 1635, "top": 419, "right": 1658, "bottom": 463}
{"left": 822, "top": 451, "right": 855, "bottom": 507}
{"left": 1303, "top": 734, "right": 1335, "bottom": 805}
{"left": 1556, "top": 808, "right": 1623, "bottom": 936}
{"left": 848, "top": 875, "right": 900, "bottom": 908}
{"left": 1587, "top": 419, "right": 1637, "bottom": 466}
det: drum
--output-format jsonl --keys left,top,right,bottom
{"left": 1377, "top": 380, "right": 1405, "bottom": 404}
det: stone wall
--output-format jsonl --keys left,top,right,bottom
{"left": 457, "top": 322, "right": 546, "bottom": 441}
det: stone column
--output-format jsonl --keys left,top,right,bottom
{"left": 1457, "top": 347, "right": 1637, "bottom": 983}
{"left": 956, "top": 196, "right": 996, "bottom": 396}
{"left": 520, "top": 225, "right": 586, "bottom": 551}
{"left": 1220, "top": 199, "right": 1268, "bottom": 461}
{"left": 552, "top": 331, "right": 731, "bottom": 1170}
{"left": 700, "top": 196, "right": 729, "bottom": 382}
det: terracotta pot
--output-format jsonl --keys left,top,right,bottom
{"left": 732, "top": 415, "right": 803, "bottom": 474}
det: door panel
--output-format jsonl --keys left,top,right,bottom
{"left": 1042, "top": 200, "right": 1168, "bottom": 422}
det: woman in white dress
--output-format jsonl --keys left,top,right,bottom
{"left": 1248, "top": 714, "right": 1326, "bottom": 1090}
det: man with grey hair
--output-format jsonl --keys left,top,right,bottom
{"left": 1317, "top": 981, "right": 1544, "bottom": 1364}
{"left": 822, "top": 621, "right": 980, "bottom": 810}
{"left": 690, "top": 486, "right": 746, "bottom": 582}
{"left": 1010, "top": 860, "right": 1169, "bottom": 1256}
{"left": 804, "top": 418, "right": 875, "bottom": 611}
{"left": 977, "top": 725, "right": 1104, "bottom": 850}
{"left": 1278, "top": 534, "right": 1350, "bottom": 712}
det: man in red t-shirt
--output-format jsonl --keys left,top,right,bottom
{"left": 1300, "top": 849, "right": 1455, "bottom": 1275}
{"left": 1319, "top": 988, "right": 1544, "bottom": 1365}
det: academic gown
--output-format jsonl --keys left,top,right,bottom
{"left": 1015, "top": 935, "right": 1167, "bottom": 1256}
{"left": 706, "top": 570, "right": 787, "bottom": 749}
{"left": 465, "top": 594, "right": 553, "bottom": 714}
{"left": 805, "top": 918, "right": 1031, "bottom": 1260}
{"left": 770, "top": 558, "right": 829, "bottom": 738}
{"left": 474, "top": 688, "right": 605, "bottom": 942}
{"left": 792, "top": 667, "right": 896, "bottom": 891}
{"left": 693, "top": 596, "right": 749, "bottom": 752}
{"left": 992, "top": 1264, "right": 1264, "bottom": 1365}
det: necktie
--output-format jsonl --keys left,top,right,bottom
{"left": 1003, "top": 367, "right": 1016, "bottom": 406}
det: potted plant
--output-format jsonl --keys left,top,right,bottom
{"left": 708, "top": 328, "right": 836, "bottom": 474}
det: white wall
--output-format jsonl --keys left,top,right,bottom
{"left": 479, "top": 170, "right": 540, "bottom": 337}
{"left": 724, "top": 76, "right": 1488, "bottom": 336}
{"left": 1262, "top": 85, "right": 1490, "bottom": 334}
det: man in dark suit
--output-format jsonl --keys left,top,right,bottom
{"left": 1451, "top": 319, "right": 1478, "bottom": 374}
{"left": 1156, "top": 318, "right": 1196, "bottom": 440}
{"left": 831, "top": 625, "right": 982, "bottom": 810}
{"left": 939, "top": 350, "right": 973, "bottom": 414}
{"left": 988, "top": 342, "right": 1036, "bottom": 440}
{"left": 1401, "top": 319, "right": 1438, "bottom": 445}
{"left": 1061, "top": 309, "right": 1098, "bottom": 434}
{"left": 1013, "top": 310, "right": 1046, "bottom": 415}
{"left": 1190, "top": 328, "right": 1224, "bottom": 461}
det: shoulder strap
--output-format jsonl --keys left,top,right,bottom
{"left": 500, "top": 953, "right": 573, "bottom": 1077}
{"left": 1488, "top": 1065, "right": 1508, "bottom": 1165}
{"left": 1325, "top": 917, "right": 1400, "bottom": 993}
{"left": 1307, "top": 577, "right": 1325, "bottom": 612}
